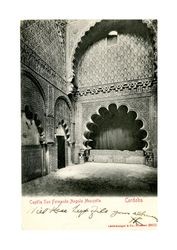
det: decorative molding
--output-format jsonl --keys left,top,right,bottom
{"left": 76, "top": 78, "right": 155, "bottom": 97}
{"left": 21, "top": 41, "right": 67, "bottom": 92}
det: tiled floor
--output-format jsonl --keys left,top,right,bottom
{"left": 22, "top": 162, "right": 157, "bottom": 196}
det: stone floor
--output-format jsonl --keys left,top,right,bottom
{"left": 22, "top": 162, "right": 157, "bottom": 196}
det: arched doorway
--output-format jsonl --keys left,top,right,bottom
{"left": 56, "top": 122, "right": 71, "bottom": 169}
{"left": 55, "top": 97, "right": 72, "bottom": 168}
{"left": 83, "top": 104, "right": 148, "bottom": 164}
{"left": 56, "top": 125, "right": 66, "bottom": 169}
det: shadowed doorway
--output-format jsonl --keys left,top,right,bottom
{"left": 57, "top": 136, "right": 65, "bottom": 169}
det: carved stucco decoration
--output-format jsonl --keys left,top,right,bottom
{"left": 76, "top": 35, "right": 154, "bottom": 88}
{"left": 76, "top": 78, "right": 155, "bottom": 97}
{"left": 68, "top": 19, "right": 157, "bottom": 83}
{"left": 21, "top": 20, "right": 67, "bottom": 80}
{"left": 21, "top": 41, "right": 67, "bottom": 92}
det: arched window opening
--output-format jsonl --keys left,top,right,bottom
{"left": 107, "top": 31, "right": 118, "bottom": 46}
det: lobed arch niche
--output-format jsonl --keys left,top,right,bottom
{"left": 83, "top": 104, "right": 149, "bottom": 152}
{"left": 21, "top": 71, "right": 47, "bottom": 183}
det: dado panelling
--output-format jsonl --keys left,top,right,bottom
{"left": 76, "top": 35, "right": 154, "bottom": 88}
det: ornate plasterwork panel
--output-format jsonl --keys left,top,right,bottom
{"left": 21, "top": 20, "right": 67, "bottom": 80}
{"left": 21, "top": 41, "right": 67, "bottom": 92}
{"left": 76, "top": 34, "right": 154, "bottom": 88}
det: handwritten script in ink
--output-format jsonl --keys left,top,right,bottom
{"left": 28, "top": 202, "right": 158, "bottom": 225}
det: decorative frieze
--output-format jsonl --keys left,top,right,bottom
{"left": 76, "top": 78, "right": 155, "bottom": 97}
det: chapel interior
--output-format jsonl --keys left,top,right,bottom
{"left": 21, "top": 19, "right": 157, "bottom": 196}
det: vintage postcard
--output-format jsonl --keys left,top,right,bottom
{"left": 21, "top": 19, "right": 157, "bottom": 229}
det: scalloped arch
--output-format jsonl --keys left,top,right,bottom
{"left": 70, "top": 19, "right": 157, "bottom": 83}
{"left": 83, "top": 104, "right": 149, "bottom": 151}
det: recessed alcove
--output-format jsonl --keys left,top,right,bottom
{"left": 84, "top": 105, "right": 148, "bottom": 152}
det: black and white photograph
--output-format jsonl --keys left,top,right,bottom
{"left": 2, "top": 0, "right": 177, "bottom": 246}
{"left": 21, "top": 19, "right": 157, "bottom": 197}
